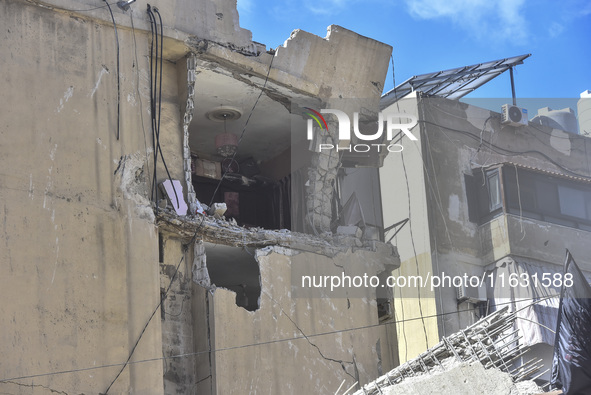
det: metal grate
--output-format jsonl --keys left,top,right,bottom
{"left": 354, "top": 307, "right": 545, "bottom": 395}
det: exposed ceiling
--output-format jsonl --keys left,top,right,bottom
{"left": 188, "top": 64, "right": 312, "bottom": 164}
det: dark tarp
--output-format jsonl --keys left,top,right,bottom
{"left": 551, "top": 251, "right": 591, "bottom": 394}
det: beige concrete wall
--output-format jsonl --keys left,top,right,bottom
{"left": 275, "top": 26, "right": 391, "bottom": 100}
{"left": 0, "top": 1, "right": 184, "bottom": 393}
{"left": 379, "top": 95, "right": 439, "bottom": 363}
{"left": 159, "top": 236, "right": 196, "bottom": 394}
{"left": 420, "top": 97, "right": 591, "bottom": 268}
{"left": 36, "top": 0, "right": 254, "bottom": 52}
{"left": 380, "top": 95, "right": 591, "bottom": 358}
{"left": 478, "top": 214, "right": 591, "bottom": 270}
{"left": 1, "top": 1, "right": 398, "bottom": 393}
{"left": 201, "top": 247, "right": 399, "bottom": 394}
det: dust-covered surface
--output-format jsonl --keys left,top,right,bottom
{"left": 381, "top": 360, "right": 542, "bottom": 395}
{"left": 114, "top": 152, "right": 153, "bottom": 221}
{"left": 355, "top": 307, "right": 547, "bottom": 395}
{"left": 156, "top": 208, "right": 398, "bottom": 258}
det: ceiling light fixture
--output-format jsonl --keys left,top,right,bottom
{"left": 117, "top": 0, "right": 136, "bottom": 11}
{"left": 206, "top": 107, "right": 242, "bottom": 122}
{"left": 206, "top": 107, "right": 242, "bottom": 159}
{"left": 215, "top": 115, "right": 239, "bottom": 158}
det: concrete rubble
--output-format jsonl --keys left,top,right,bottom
{"left": 354, "top": 307, "right": 546, "bottom": 395}
{"left": 156, "top": 208, "right": 393, "bottom": 257}
{"left": 380, "top": 359, "right": 543, "bottom": 395}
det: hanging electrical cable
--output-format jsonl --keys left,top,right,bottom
{"left": 129, "top": 10, "right": 152, "bottom": 195}
{"left": 207, "top": 51, "right": 276, "bottom": 207}
{"left": 103, "top": 0, "right": 121, "bottom": 140}
{"left": 154, "top": 6, "right": 180, "bottom": 209}
{"left": 147, "top": 5, "right": 157, "bottom": 203}
{"left": 102, "top": 252, "right": 186, "bottom": 394}
{"left": 100, "top": 12, "right": 186, "bottom": 386}
{"left": 146, "top": 5, "right": 179, "bottom": 211}
{"left": 0, "top": 293, "right": 560, "bottom": 386}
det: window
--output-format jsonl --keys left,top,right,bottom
{"left": 465, "top": 168, "right": 504, "bottom": 223}
{"left": 467, "top": 165, "right": 591, "bottom": 230}
{"left": 558, "top": 186, "right": 587, "bottom": 219}
{"left": 487, "top": 171, "right": 502, "bottom": 211}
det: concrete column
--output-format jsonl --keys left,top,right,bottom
{"left": 306, "top": 125, "right": 339, "bottom": 233}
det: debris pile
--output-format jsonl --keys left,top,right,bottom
{"left": 156, "top": 208, "right": 396, "bottom": 258}
{"left": 354, "top": 307, "right": 545, "bottom": 395}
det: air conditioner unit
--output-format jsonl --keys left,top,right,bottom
{"left": 501, "top": 104, "right": 528, "bottom": 127}
{"left": 456, "top": 283, "right": 487, "bottom": 304}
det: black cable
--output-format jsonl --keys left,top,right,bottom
{"left": 390, "top": 54, "right": 398, "bottom": 102}
{"left": 129, "top": 11, "right": 152, "bottom": 196}
{"left": 102, "top": 10, "right": 190, "bottom": 390}
{"left": 420, "top": 119, "right": 591, "bottom": 179}
{"left": 400, "top": 148, "right": 430, "bottom": 349}
{"left": 390, "top": 53, "right": 410, "bottom": 361}
{"left": 146, "top": 5, "right": 179, "bottom": 211}
{"left": 1, "top": 293, "right": 560, "bottom": 385}
{"left": 102, "top": 252, "right": 186, "bottom": 394}
{"left": 153, "top": 7, "right": 179, "bottom": 209}
{"left": 207, "top": 52, "right": 276, "bottom": 207}
{"left": 147, "top": 5, "right": 158, "bottom": 204}
{"left": 528, "top": 122, "right": 587, "bottom": 140}
{"left": 156, "top": 8, "right": 164, "bottom": 154}
{"left": 103, "top": 0, "right": 120, "bottom": 140}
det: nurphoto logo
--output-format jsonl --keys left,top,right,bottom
{"left": 304, "top": 107, "right": 418, "bottom": 153}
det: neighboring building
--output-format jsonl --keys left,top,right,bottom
{"left": 380, "top": 83, "right": 591, "bottom": 386}
{"left": 0, "top": 0, "right": 400, "bottom": 394}
{"left": 579, "top": 90, "right": 591, "bottom": 137}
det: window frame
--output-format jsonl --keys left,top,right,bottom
{"left": 466, "top": 165, "right": 591, "bottom": 231}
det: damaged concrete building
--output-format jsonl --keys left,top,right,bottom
{"left": 379, "top": 59, "right": 591, "bottom": 389}
{"left": 1, "top": 0, "right": 401, "bottom": 394}
{"left": 355, "top": 307, "right": 545, "bottom": 395}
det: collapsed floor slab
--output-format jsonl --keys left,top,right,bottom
{"left": 354, "top": 307, "right": 546, "bottom": 395}
{"left": 156, "top": 209, "right": 394, "bottom": 257}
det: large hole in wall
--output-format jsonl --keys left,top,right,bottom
{"left": 204, "top": 242, "right": 261, "bottom": 311}
{"left": 183, "top": 61, "right": 316, "bottom": 231}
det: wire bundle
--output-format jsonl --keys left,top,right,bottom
{"left": 147, "top": 5, "right": 178, "bottom": 211}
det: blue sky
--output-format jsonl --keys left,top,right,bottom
{"left": 237, "top": 0, "right": 590, "bottom": 100}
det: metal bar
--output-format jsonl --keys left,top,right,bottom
{"left": 427, "top": 348, "right": 444, "bottom": 369}
{"left": 483, "top": 330, "right": 511, "bottom": 372}
{"left": 385, "top": 218, "right": 409, "bottom": 243}
{"left": 502, "top": 348, "right": 532, "bottom": 368}
{"left": 510, "top": 67, "right": 517, "bottom": 106}
{"left": 460, "top": 331, "right": 481, "bottom": 362}
{"left": 417, "top": 354, "right": 431, "bottom": 374}
{"left": 514, "top": 364, "right": 544, "bottom": 381}
{"left": 442, "top": 336, "right": 461, "bottom": 359}
{"left": 509, "top": 357, "right": 542, "bottom": 375}
{"left": 530, "top": 368, "right": 550, "bottom": 382}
